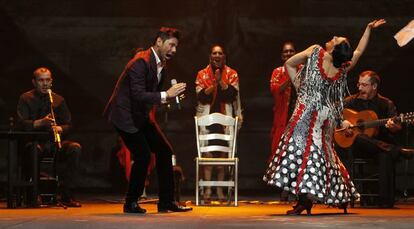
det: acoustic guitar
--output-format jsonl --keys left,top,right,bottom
{"left": 334, "top": 108, "right": 414, "bottom": 148}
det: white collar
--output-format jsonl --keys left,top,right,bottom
{"left": 151, "top": 47, "right": 162, "bottom": 66}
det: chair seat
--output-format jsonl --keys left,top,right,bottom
{"left": 353, "top": 178, "right": 379, "bottom": 182}
{"left": 196, "top": 157, "right": 238, "bottom": 165}
{"left": 401, "top": 148, "right": 414, "bottom": 153}
{"left": 400, "top": 148, "right": 414, "bottom": 159}
{"left": 198, "top": 180, "right": 235, "bottom": 187}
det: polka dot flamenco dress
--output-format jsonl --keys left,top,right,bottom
{"left": 263, "top": 46, "right": 360, "bottom": 205}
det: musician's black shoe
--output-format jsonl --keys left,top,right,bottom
{"left": 123, "top": 202, "right": 146, "bottom": 214}
{"left": 61, "top": 198, "right": 82, "bottom": 207}
{"left": 157, "top": 202, "right": 192, "bottom": 213}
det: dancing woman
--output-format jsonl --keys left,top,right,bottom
{"left": 264, "top": 19, "right": 386, "bottom": 215}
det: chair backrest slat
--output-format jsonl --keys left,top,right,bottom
{"left": 199, "top": 133, "right": 233, "bottom": 141}
{"left": 197, "top": 113, "right": 235, "bottom": 126}
{"left": 200, "top": 145, "right": 232, "bottom": 153}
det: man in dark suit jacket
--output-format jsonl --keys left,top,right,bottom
{"left": 104, "top": 27, "right": 191, "bottom": 213}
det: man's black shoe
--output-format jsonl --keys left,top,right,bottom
{"left": 61, "top": 198, "right": 82, "bottom": 208}
{"left": 157, "top": 202, "right": 192, "bottom": 213}
{"left": 123, "top": 202, "right": 146, "bottom": 214}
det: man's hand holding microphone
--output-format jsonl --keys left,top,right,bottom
{"left": 167, "top": 79, "right": 186, "bottom": 109}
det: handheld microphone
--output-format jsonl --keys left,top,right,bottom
{"left": 171, "top": 79, "right": 181, "bottom": 110}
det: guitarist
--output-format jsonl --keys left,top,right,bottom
{"left": 341, "top": 70, "right": 401, "bottom": 208}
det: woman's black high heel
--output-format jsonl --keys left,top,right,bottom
{"left": 338, "top": 202, "right": 348, "bottom": 214}
{"left": 286, "top": 195, "right": 313, "bottom": 215}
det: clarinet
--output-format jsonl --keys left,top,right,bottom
{"left": 47, "top": 89, "right": 62, "bottom": 149}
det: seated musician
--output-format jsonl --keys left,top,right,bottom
{"left": 340, "top": 70, "right": 403, "bottom": 208}
{"left": 17, "top": 67, "right": 81, "bottom": 207}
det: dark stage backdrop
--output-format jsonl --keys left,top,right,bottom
{"left": 1, "top": 0, "right": 413, "bottom": 194}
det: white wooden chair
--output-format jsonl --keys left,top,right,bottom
{"left": 194, "top": 112, "right": 239, "bottom": 206}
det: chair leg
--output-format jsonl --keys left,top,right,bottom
{"left": 227, "top": 185, "right": 232, "bottom": 205}
{"left": 403, "top": 159, "right": 409, "bottom": 202}
{"left": 196, "top": 159, "right": 199, "bottom": 206}
{"left": 235, "top": 160, "right": 238, "bottom": 206}
{"left": 226, "top": 165, "right": 234, "bottom": 205}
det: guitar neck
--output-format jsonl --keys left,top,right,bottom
{"left": 359, "top": 116, "right": 400, "bottom": 128}
{"left": 360, "top": 119, "right": 387, "bottom": 128}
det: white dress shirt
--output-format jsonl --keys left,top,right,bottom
{"left": 151, "top": 47, "right": 167, "bottom": 103}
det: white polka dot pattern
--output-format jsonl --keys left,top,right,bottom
{"left": 264, "top": 133, "right": 360, "bottom": 205}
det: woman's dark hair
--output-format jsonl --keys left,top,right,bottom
{"left": 210, "top": 44, "right": 226, "bottom": 55}
{"left": 332, "top": 41, "right": 353, "bottom": 68}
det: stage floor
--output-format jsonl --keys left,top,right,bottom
{"left": 1, "top": 195, "right": 414, "bottom": 229}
